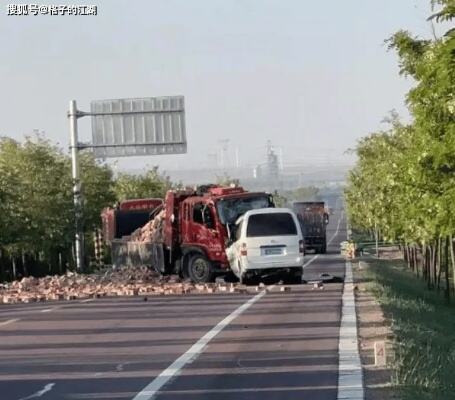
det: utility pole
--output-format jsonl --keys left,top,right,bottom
{"left": 219, "top": 139, "right": 229, "bottom": 169}
{"left": 276, "top": 146, "right": 284, "bottom": 170}
{"left": 235, "top": 146, "right": 240, "bottom": 168}
{"left": 207, "top": 152, "right": 218, "bottom": 168}
{"left": 68, "top": 100, "right": 84, "bottom": 272}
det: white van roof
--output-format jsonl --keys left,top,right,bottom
{"left": 235, "top": 208, "right": 295, "bottom": 224}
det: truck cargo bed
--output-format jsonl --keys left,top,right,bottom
{"left": 111, "top": 240, "right": 166, "bottom": 273}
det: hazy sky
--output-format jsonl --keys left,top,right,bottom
{"left": 0, "top": 0, "right": 439, "bottom": 172}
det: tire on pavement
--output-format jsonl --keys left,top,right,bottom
{"left": 283, "top": 268, "right": 303, "bottom": 284}
{"left": 188, "top": 253, "right": 215, "bottom": 283}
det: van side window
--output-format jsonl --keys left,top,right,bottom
{"left": 193, "top": 203, "right": 204, "bottom": 224}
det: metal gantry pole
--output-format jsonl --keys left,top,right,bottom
{"left": 68, "top": 100, "right": 84, "bottom": 272}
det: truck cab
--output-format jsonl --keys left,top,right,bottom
{"left": 157, "top": 185, "right": 275, "bottom": 282}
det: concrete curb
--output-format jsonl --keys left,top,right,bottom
{"left": 337, "top": 260, "right": 364, "bottom": 400}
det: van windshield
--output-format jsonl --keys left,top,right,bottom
{"left": 247, "top": 213, "right": 297, "bottom": 237}
{"left": 216, "top": 195, "right": 271, "bottom": 225}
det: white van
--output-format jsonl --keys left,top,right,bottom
{"left": 226, "top": 208, "right": 305, "bottom": 283}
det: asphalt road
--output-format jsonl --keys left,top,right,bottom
{"left": 0, "top": 211, "right": 346, "bottom": 400}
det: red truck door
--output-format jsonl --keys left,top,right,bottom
{"left": 185, "top": 202, "right": 224, "bottom": 259}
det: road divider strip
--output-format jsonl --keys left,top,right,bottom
{"left": 132, "top": 288, "right": 271, "bottom": 400}
{"left": 337, "top": 260, "right": 364, "bottom": 400}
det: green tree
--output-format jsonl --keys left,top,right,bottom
{"left": 0, "top": 135, "right": 119, "bottom": 277}
{"left": 345, "top": 0, "right": 455, "bottom": 298}
{"left": 114, "top": 167, "right": 172, "bottom": 201}
{"left": 288, "top": 186, "right": 321, "bottom": 202}
{"left": 216, "top": 173, "right": 240, "bottom": 187}
{"left": 0, "top": 137, "right": 71, "bottom": 253}
{"left": 272, "top": 190, "right": 288, "bottom": 208}
{"left": 79, "top": 153, "right": 116, "bottom": 230}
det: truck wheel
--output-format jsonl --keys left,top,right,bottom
{"left": 188, "top": 254, "right": 215, "bottom": 283}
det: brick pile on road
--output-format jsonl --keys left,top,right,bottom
{"left": 0, "top": 266, "right": 254, "bottom": 304}
{"left": 129, "top": 210, "right": 166, "bottom": 243}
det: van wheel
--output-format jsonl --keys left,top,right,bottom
{"left": 223, "top": 271, "right": 239, "bottom": 283}
{"left": 283, "top": 269, "right": 303, "bottom": 284}
{"left": 188, "top": 254, "right": 215, "bottom": 283}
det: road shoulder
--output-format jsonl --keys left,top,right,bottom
{"left": 352, "top": 254, "right": 396, "bottom": 400}
{"left": 354, "top": 249, "right": 455, "bottom": 400}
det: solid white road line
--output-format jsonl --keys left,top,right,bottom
{"left": 337, "top": 261, "right": 364, "bottom": 400}
{"left": 0, "top": 318, "right": 19, "bottom": 327}
{"left": 328, "top": 211, "right": 343, "bottom": 245}
{"left": 18, "top": 383, "right": 55, "bottom": 400}
{"left": 40, "top": 305, "right": 64, "bottom": 313}
{"left": 132, "top": 289, "right": 269, "bottom": 400}
{"left": 303, "top": 254, "right": 319, "bottom": 268}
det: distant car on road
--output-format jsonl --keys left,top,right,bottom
{"left": 226, "top": 208, "right": 304, "bottom": 284}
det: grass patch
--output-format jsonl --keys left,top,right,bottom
{"left": 359, "top": 259, "right": 455, "bottom": 400}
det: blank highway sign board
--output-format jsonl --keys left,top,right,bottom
{"left": 90, "top": 96, "right": 187, "bottom": 158}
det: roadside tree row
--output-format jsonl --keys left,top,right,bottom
{"left": 0, "top": 135, "right": 172, "bottom": 280}
{"left": 345, "top": 0, "right": 455, "bottom": 298}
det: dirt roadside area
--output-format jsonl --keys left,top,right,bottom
{"left": 352, "top": 248, "right": 401, "bottom": 400}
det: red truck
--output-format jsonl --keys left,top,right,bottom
{"left": 108, "top": 185, "right": 274, "bottom": 283}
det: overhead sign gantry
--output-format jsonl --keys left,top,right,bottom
{"left": 68, "top": 96, "right": 187, "bottom": 271}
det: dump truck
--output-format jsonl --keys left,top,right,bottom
{"left": 109, "top": 185, "right": 275, "bottom": 283}
{"left": 293, "top": 201, "right": 329, "bottom": 254}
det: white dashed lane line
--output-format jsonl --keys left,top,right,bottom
{"left": 18, "top": 383, "right": 56, "bottom": 400}
{"left": 132, "top": 288, "right": 270, "bottom": 400}
{"left": 0, "top": 318, "right": 20, "bottom": 327}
